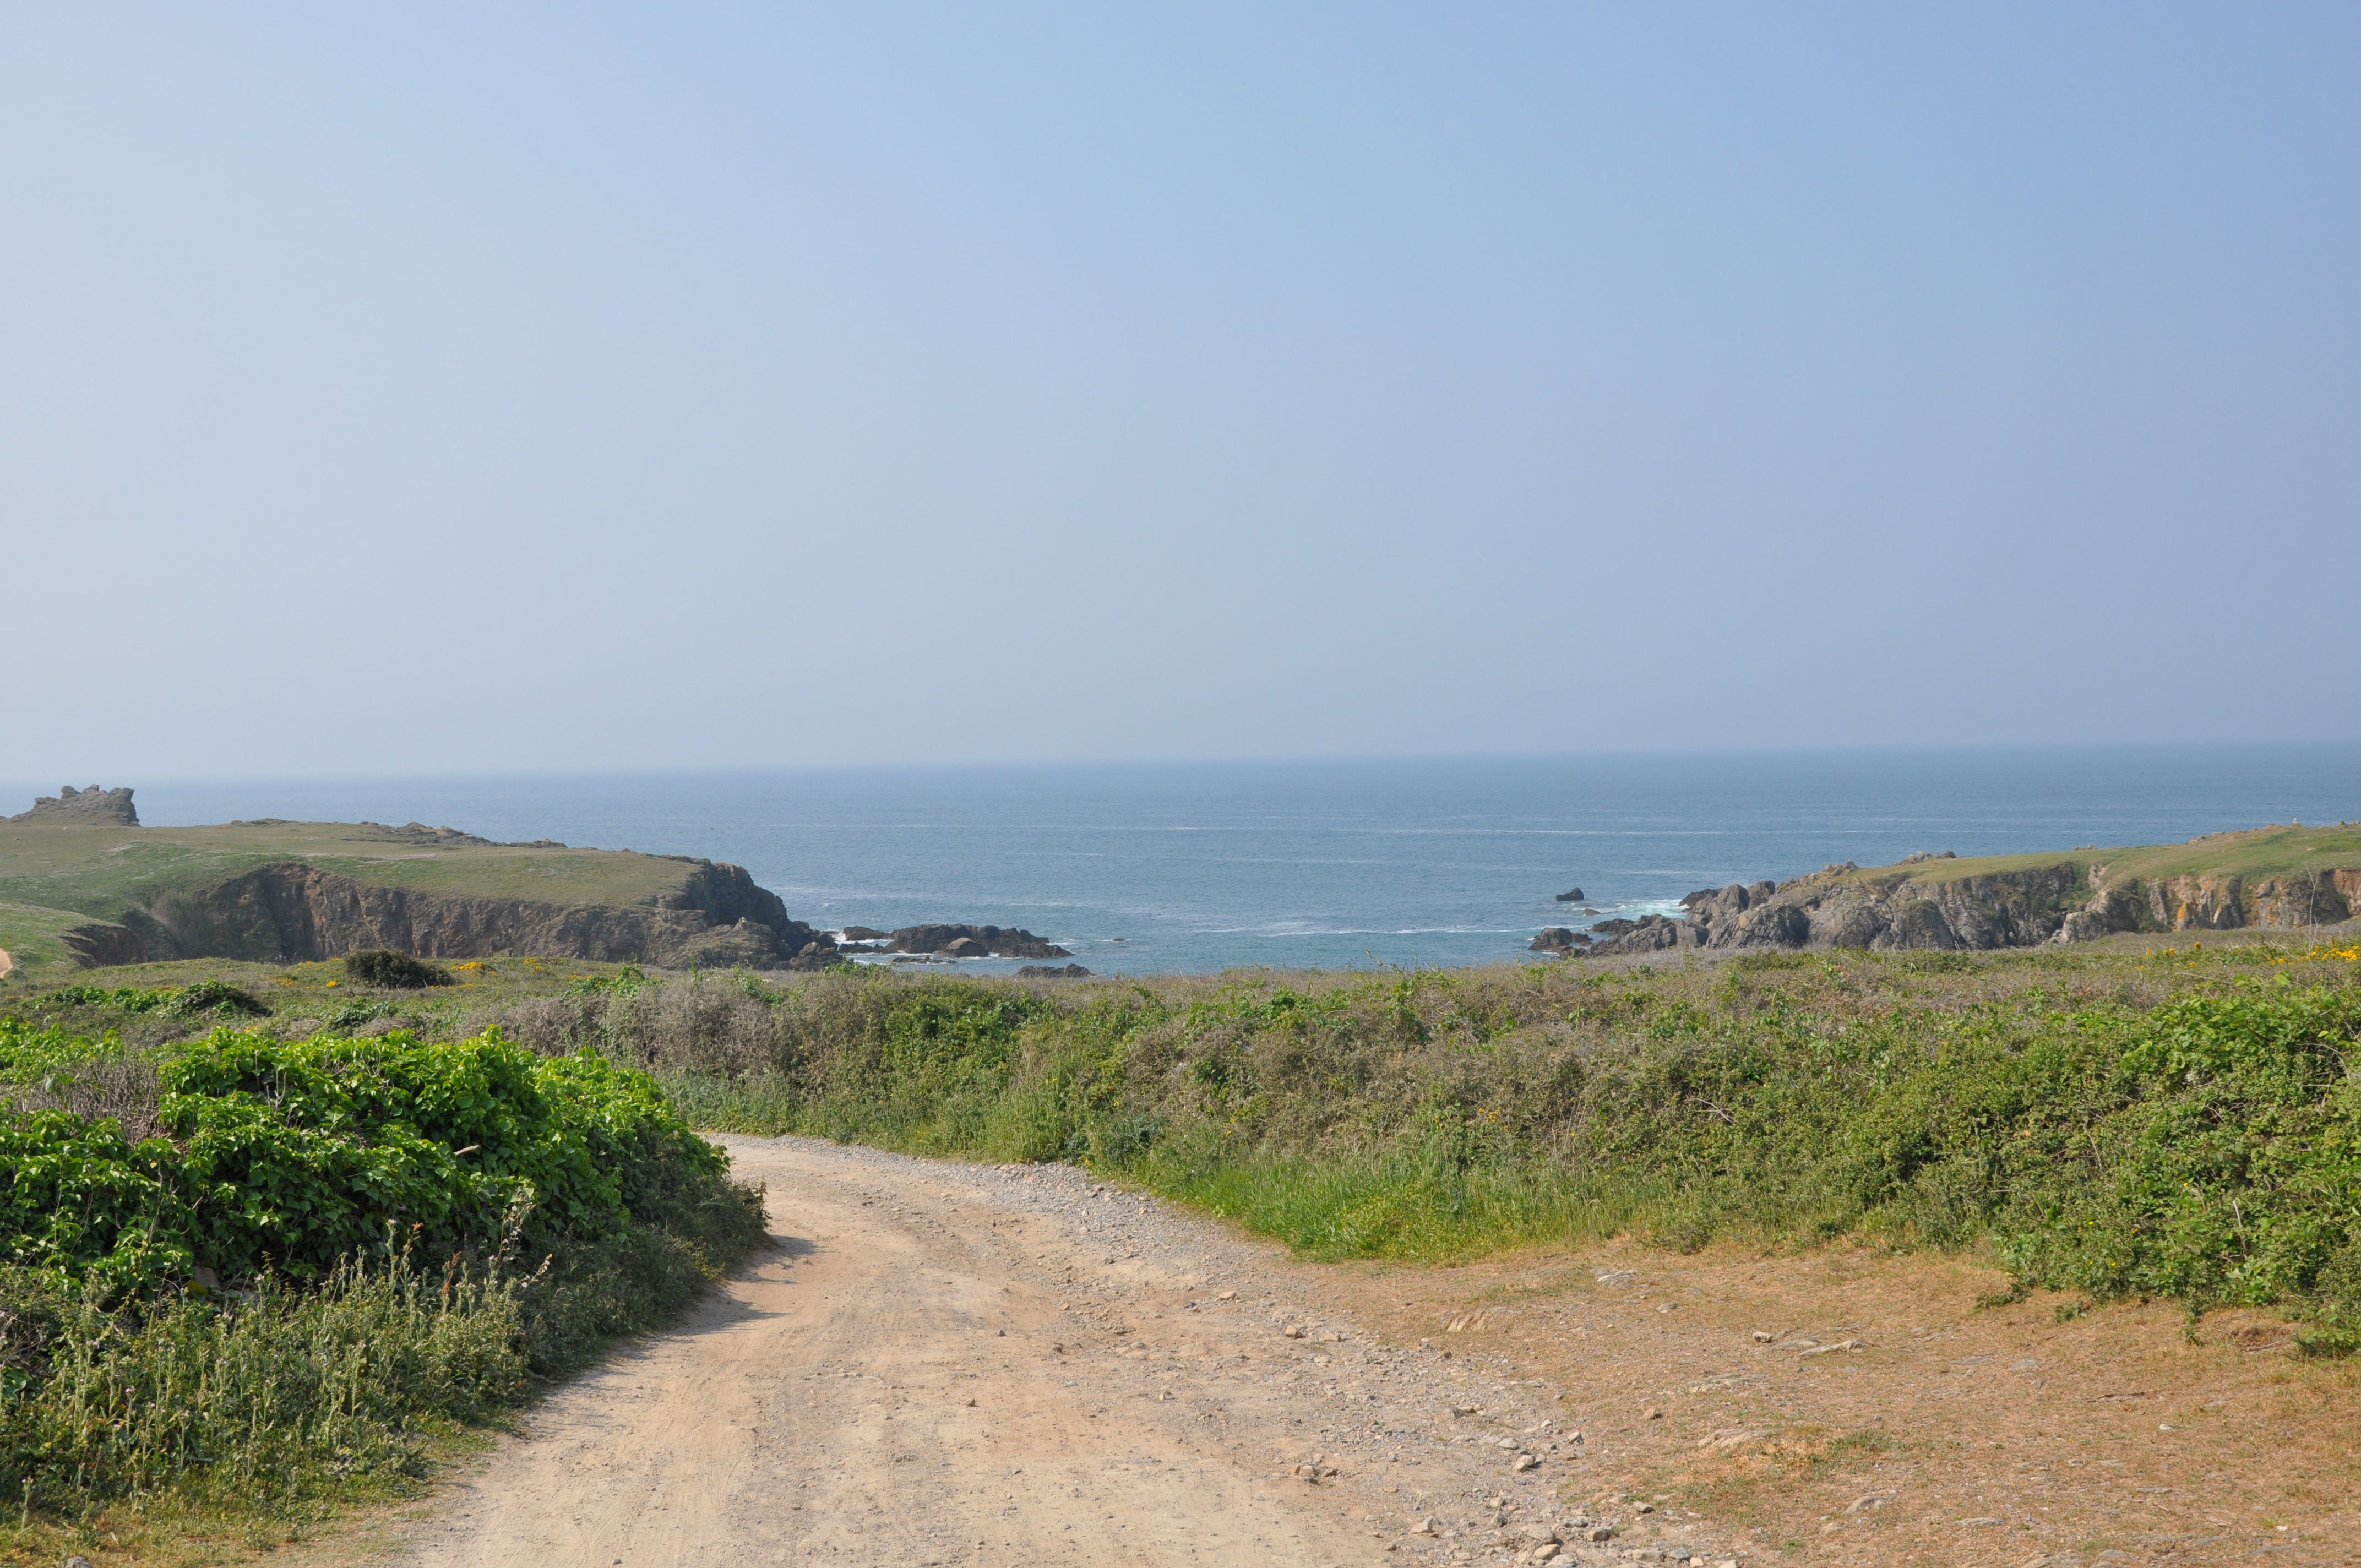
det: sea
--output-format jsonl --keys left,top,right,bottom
{"left": 58, "top": 744, "right": 2361, "bottom": 977}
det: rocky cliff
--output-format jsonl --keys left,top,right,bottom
{"left": 10, "top": 786, "right": 139, "bottom": 826}
{"left": 1, "top": 791, "right": 1096, "bottom": 977}
{"left": 2053, "top": 866, "right": 2354, "bottom": 943}
{"left": 72, "top": 857, "right": 826, "bottom": 971}
{"left": 1573, "top": 840, "right": 2360, "bottom": 959}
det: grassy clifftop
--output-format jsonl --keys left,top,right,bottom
{"left": 1866, "top": 821, "right": 2361, "bottom": 890}
{"left": 0, "top": 808, "right": 812, "bottom": 983}
{"left": 0, "top": 816, "right": 698, "bottom": 917}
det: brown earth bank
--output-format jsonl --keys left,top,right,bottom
{"left": 292, "top": 1140, "right": 2353, "bottom": 1568}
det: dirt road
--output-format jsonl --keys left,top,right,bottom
{"left": 392, "top": 1136, "right": 1727, "bottom": 1568}
{"left": 384, "top": 1133, "right": 2357, "bottom": 1568}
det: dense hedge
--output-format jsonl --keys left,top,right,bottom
{"left": 587, "top": 954, "right": 2361, "bottom": 1348}
{"left": 0, "top": 1022, "right": 764, "bottom": 1528}
{"left": 0, "top": 1023, "right": 738, "bottom": 1296}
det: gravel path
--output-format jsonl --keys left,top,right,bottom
{"left": 393, "top": 1135, "right": 1746, "bottom": 1568}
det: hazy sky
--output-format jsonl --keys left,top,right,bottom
{"left": 6, "top": 4, "right": 2357, "bottom": 778}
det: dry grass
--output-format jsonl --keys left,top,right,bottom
{"left": 1347, "top": 1236, "right": 2361, "bottom": 1566}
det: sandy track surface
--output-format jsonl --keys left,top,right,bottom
{"left": 393, "top": 1136, "right": 1728, "bottom": 1568}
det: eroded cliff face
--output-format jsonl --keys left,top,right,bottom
{"left": 90, "top": 858, "right": 822, "bottom": 971}
{"left": 1577, "top": 858, "right": 2357, "bottom": 959}
{"left": 2056, "top": 869, "right": 2352, "bottom": 942}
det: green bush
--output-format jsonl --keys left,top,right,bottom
{"left": 0, "top": 1024, "right": 748, "bottom": 1296}
{"left": 0, "top": 1019, "right": 766, "bottom": 1526}
{"left": 343, "top": 950, "right": 454, "bottom": 989}
{"left": 0, "top": 1108, "right": 190, "bottom": 1295}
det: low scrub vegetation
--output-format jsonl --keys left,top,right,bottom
{"left": 484, "top": 945, "right": 2361, "bottom": 1351}
{"left": 37, "top": 978, "right": 269, "bottom": 1019}
{"left": 8, "top": 937, "right": 2355, "bottom": 1548}
{"left": 0, "top": 1021, "right": 763, "bottom": 1545}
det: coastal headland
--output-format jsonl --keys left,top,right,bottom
{"left": 0, "top": 786, "right": 1065, "bottom": 984}
{"left": 3, "top": 787, "right": 2358, "bottom": 1564}
{"left": 1539, "top": 821, "right": 2361, "bottom": 959}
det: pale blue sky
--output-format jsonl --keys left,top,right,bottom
{"left": 4, "top": 4, "right": 2356, "bottom": 777}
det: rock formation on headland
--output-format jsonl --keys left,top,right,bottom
{"left": 1558, "top": 825, "right": 2361, "bottom": 959}
{"left": 10, "top": 785, "right": 139, "bottom": 826}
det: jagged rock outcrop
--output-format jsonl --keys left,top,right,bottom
{"left": 1529, "top": 927, "right": 1589, "bottom": 954}
{"left": 10, "top": 786, "right": 139, "bottom": 826}
{"left": 886, "top": 924, "right": 1070, "bottom": 959}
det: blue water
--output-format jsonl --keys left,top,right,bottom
{"left": 35, "top": 745, "right": 2360, "bottom": 975}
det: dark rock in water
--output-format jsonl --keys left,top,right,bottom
{"left": 1585, "top": 914, "right": 1688, "bottom": 957}
{"left": 942, "top": 935, "right": 990, "bottom": 958}
{"left": 1553, "top": 886, "right": 1586, "bottom": 902}
{"left": 10, "top": 785, "right": 139, "bottom": 826}
{"left": 888, "top": 924, "right": 1070, "bottom": 959}
{"left": 1531, "top": 927, "right": 1577, "bottom": 952}
{"left": 841, "top": 925, "right": 892, "bottom": 941}
{"left": 1018, "top": 963, "right": 1092, "bottom": 979}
